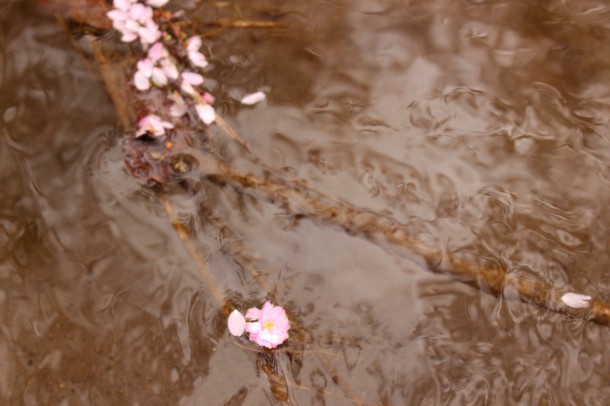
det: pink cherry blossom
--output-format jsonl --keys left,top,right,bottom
{"left": 136, "top": 114, "right": 174, "bottom": 137}
{"left": 107, "top": 1, "right": 159, "bottom": 44}
{"left": 195, "top": 104, "right": 215, "bottom": 125}
{"left": 244, "top": 301, "right": 290, "bottom": 349}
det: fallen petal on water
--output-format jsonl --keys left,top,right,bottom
{"left": 228, "top": 310, "right": 246, "bottom": 336}
{"left": 561, "top": 292, "right": 592, "bottom": 308}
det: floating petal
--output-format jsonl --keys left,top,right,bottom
{"left": 228, "top": 310, "right": 246, "bottom": 336}
{"left": 240, "top": 91, "right": 266, "bottom": 105}
{"left": 561, "top": 292, "right": 592, "bottom": 308}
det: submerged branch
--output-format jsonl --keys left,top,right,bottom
{"left": 198, "top": 152, "right": 610, "bottom": 325}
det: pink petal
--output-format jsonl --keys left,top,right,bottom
{"left": 188, "top": 51, "right": 208, "bottom": 68}
{"left": 227, "top": 310, "right": 246, "bottom": 336}
{"left": 138, "top": 21, "right": 160, "bottom": 44}
{"left": 137, "top": 58, "right": 153, "bottom": 77}
{"left": 146, "top": 0, "right": 169, "bottom": 7}
{"left": 561, "top": 292, "right": 592, "bottom": 308}
{"left": 147, "top": 42, "right": 166, "bottom": 62}
{"left": 134, "top": 70, "right": 150, "bottom": 91}
{"left": 195, "top": 104, "right": 215, "bottom": 125}
{"left": 120, "top": 30, "right": 139, "bottom": 43}
{"left": 245, "top": 321, "right": 260, "bottom": 334}
{"left": 113, "top": 0, "right": 132, "bottom": 11}
{"left": 160, "top": 59, "right": 179, "bottom": 80}
{"left": 180, "top": 82, "right": 196, "bottom": 95}
{"left": 245, "top": 307, "right": 261, "bottom": 321}
{"left": 107, "top": 9, "right": 127, "bottom": 22}
{"left": 187, "top": 36, "right": 202, "bottom": 52}
{"left": 151, "top": 67, "right": 168, "bottom": 86}
{"left": 240, "top": 91, "right": 266, "bottom": 105}
{"left": 181, "top": 71, "right": 204, "bottom": 85}
{"left": 202, "top": 92, "right": 215, "bottom": 105}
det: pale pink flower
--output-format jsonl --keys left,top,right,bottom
{"left": 228, "top": 310, "right": 246, "bottom": 336}
{"left": 195, "top": 104, "right": 215, "bottom": 125}
{"left": 136, "top": 114, "right": 174, "bottom": 137}
{"left": 240, "top": 91, "right": 266, "bottom": 105}
{"left": 244, "top": 301, "right": 290, "bottom": 349}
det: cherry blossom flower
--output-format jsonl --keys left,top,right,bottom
{"left": 186, "top": 36, "right": 209, "bottom": 68}
{"left": 240, "top": 91, "right": 266, "bottom": 105}
{"left": 227, "top": 302, "right": 290, "bottom": 348}
{"left": 107, "top": 0, "right": 160, "bottom": 44}
{"left": 244, "top": 301, "right": 290, "bottom": 349}
{"left": 136, "top": 114, "right": 174, "bottom": 137}
{"left": 561, "top": 292, "right": 592, "bottom": 308}
{"left": 133, "top": 44, "right": 178, "bottom": 90}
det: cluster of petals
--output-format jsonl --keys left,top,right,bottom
{"left": 135, "top": 114, "right": 173, "bottom": 137}
{"left": 107, "top": 0, "right": 167, "bottom": 44}
{"left": 134, "top": 43, "right": 179, "bottom": 90}
{"left": 186, "top": 36, "right": 209, "bottom": 68}
{"left": 228, "top": 301, "right": 290, "bottom": 349}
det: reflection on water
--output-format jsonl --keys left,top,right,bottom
{"left": 2, "top": 0, "right": 610, "bottom": 404}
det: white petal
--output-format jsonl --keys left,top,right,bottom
{"left": 181, "top": 71, "right": 204, "bottom": 85}
{"left": 228, "top": 310, "right": 246, "bottom": 336}
{"left": 195, "top": 104, "right": 215, "bottom": 125}
{"left": 151, "top": 67, "right": 168, "bottom": 86}
{"left": 113, "top": 0, "right": 133, "bottom": 11}
{"left": 120, "top": 30, "right": 139, "bottom": 43}
{"left": 134, "top": 70, "right": 150, "bottom": 91}
{"left": 240, "top": 91, "right": 266, "bottom": 105}
{"left": 137, "top": 58, "right": 153, "bottom": 77}
{"left": 146, "top": 0, "right": 169, "bottom": 7}
{"left": 188, "top": 51, "right": 208, "bottom": 68}
{"left": 160, "top": 59, "right": 179, "bottom": 80}
{"left": 187, "top": 36, "right": 202, "bottom": 52}
{"left": 180, "top": 82, "right": 196, "bottom": 95}
{"left": 561, "top": 292, "right": 592, "bottom": 308}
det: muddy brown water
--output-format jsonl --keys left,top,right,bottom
{"left": 2, "top": 0, "right": 610, "bottom": 404}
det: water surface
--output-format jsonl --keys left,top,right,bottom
{"left": 2, "top": 0, "right": 610, "bottom": 404}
